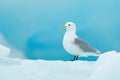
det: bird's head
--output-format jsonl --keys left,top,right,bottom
{"left": 61, "top": 22, "right": 76, "bottom": 31}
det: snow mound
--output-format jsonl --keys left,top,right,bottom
{"left": 0, "top": 33, "right": 25, "bottom": 58}
{"left": 0, "top": 58, "right": 96, "bottom": 80}
{"left": 0, "top": 44, "right": 120, "bottom": 80}
{"left": 89, "top": 51, "right": 120, "bottom": 80}
{"left": 0, "top": 44, "right": 11, "bottom": 58}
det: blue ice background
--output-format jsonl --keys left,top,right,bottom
{"left": 0, "top": 0, "right": 120, "bottom": 60}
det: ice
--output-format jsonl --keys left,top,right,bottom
{"left": 0, "top": 45, "right": 120, "bottom": 80}
{"left": 0, "top": 58, "right": 96, "bottom": 80}
{"left": 0, "top": 33, "right": 25, "bottom": 58}
{"left": 89, "top": 51, "right": 120, "bottom": 80}
{"left": 0, "top": 44, "right": 11, "bottom": 58}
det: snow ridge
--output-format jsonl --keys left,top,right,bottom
{"left": 0, "top": 44, "right": 120, "bottom": 80}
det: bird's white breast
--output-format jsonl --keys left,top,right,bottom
{"left": 63, "top": 31, "right": 82, "bottom": 55}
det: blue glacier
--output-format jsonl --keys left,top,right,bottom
{"left": 0, "top": 0, "right": 120, "bottom": 60}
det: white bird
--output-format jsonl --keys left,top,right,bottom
{"left": 61, "top": 22, "right": 101, "bottom": 61}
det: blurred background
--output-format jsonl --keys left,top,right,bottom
{"left": 0, "top": 0, "right": 120, "bottom": 60}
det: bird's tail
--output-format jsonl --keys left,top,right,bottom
{"left": 93, "top": 50, "right": 101, "bottom": 56}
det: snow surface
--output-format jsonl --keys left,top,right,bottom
{"left": 0, "top": 44, "right": 120, "bottom": 80}
{"left": 0, "top": 33, "right": 25, "bottom": 58}
{"left": 0, "top": 44, "right": 11, "bottom": 58}
{"left": 89, "top": 51, "right": 120, "bottom": 80}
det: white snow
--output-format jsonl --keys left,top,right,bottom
{"left": 0, "top": 44, "right": 120, "bottom": 80}
{"left": 0, "top": 33, "right": 25, "bottom": 58}
{"left": 89, "top": 51, "right": 120, "bottom": 80}
{"left": 0, "top": 58, "right": 96, "bottom": 80}
{"left": 0, "top": 44, "right": 11, "bottom": 58}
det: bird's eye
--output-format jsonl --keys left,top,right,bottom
{"left": 68, "top": 24, "right": 71, "bottom": 26}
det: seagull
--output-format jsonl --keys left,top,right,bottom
{"left": 61, "top": 22, "right": 101, "bottom": 61}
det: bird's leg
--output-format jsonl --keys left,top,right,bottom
{"left": 73, "top": 56, "right": 77, "bottom": 60}
{"left": 76, "top": 55, "right": 79, "bottom": 60}
{"left": 71, "top": 55, "right": 79, "bottom": 61}
{"left": 70, "top": 56, "right": 76, "bottom": 61}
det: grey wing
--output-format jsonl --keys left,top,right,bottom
{"left": 73, "top": 38, "right": 98, "bottom": 53}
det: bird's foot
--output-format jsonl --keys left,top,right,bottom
{"left": 70, "top": 55, "right": 79, "bottom": 61}
{"left": 70, "top": 60, "right": 76, "bottom": 61}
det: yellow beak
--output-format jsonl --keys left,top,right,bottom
{"left": 60, "top": 26, "right": 67, "bottom": 28}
